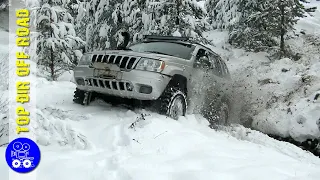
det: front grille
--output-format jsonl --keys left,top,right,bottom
{"left": 86, "top": 78, "right": 133, "bottom": 91}
{"left": 92, "top": 54, "right": 138, "bottom": 70}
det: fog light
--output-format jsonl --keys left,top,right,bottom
{"left": 76, "top": 78, "right": 85, "bottom": 86}
{"left": 126, "top": 83, "right": 133, "bottom": 91}
{"left": 139, "top": 85, "right": 152, "bottom": 94}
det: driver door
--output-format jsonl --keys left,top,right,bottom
{"left": 188, "top": 48, "right": 213, "bottom": 114}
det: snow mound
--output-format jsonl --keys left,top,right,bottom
{"left": 296, "top": 1, "right": 320, "bottom": 36}
{"left": 0, "top": 30, "right": 90, "bottom": 149}
{"left": 26, "top": 107, "right": 320, "bottom": 180}
{"left": 206, "top": 6, "right": 320, "bottom": 142}
{"left": 35, "top": 107, "right": 91, "bottom": 149}
{"left": 224, "top": 125, "right": 319, "bottom": 163}
{"left": 227, "top": 47, "right": 320, "bottom": 142}
{"left": 3, "top": 94, "right": 316, "bottom": 180}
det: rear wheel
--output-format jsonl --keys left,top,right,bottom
{"left": 158, "top": 87, "right": 187, "bottom": 120}
{"left": 216, "top": 102, "right": 230, "bottom": 125}
{"left": 203, "top": 98, "right": 230, "bottom": 127}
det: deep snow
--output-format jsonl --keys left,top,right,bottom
{"left": 200, "top": 1, "right": 320, "bottom": 142}
{"left": 1, "top": 79, "right": 320, "bottom": 180}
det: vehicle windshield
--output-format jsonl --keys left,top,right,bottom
{"left": 128, "top": 41, "right": 195, "bottom": 60}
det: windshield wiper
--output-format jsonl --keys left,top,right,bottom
{"left": 144, "top": 51, "right": 171, "bottom": 56}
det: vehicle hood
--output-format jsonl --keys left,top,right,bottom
{"left": 90, "top": 50, "right": 187, "bottom": 62}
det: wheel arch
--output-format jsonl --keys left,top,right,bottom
{"left": 167, "top": 74, "right": 188, "bottom": 94}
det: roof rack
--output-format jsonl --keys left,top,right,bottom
{"left": 143, "top": 35, "right": 190, "bottom": 41}
{"left": 142, "top": 35, "right": 209, "bottom": 49}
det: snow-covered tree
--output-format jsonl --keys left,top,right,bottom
{"left": 84, "top": 0, "right": 210, "bottom": 51}
{"left": 67, "top": 0, "right": 89, "bottom": 44}
{"left": 205, "top": 0, "right": 240, "bottom": 29}
{"left": 143, "top": 0, "right": 210, "bottom": 43}
{"left": 84, "top": 0, "right": 125, "bottom": 50}
{"left": 276, "top": 0, "right": 306, "bottom": 55}
{"left": 35, "top": 0, "right": 85, "bottom": 80}
{"left": 227, "top": 0, "right": 307, "bottom": 53}
{"left": 229, "top": 0, "right": 278, "bottom": 51}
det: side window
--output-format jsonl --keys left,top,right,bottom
{"left": 211, "top": 55, "right": 223, "bottom": 77}
{"left": 194, "top": 48, "right": 211, "bottom": 69}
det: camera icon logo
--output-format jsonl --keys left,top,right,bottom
{"left": 5, "top": 138, "right": 41, "bottom": 173}
{"left": 11, "top": 142, "right": 34, "bottom": 168}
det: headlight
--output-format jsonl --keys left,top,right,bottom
{"left": 135, "top": 58, "right": 165, "bottom": 72}
{"left": 78, "top": 54, "right": 92, "bottom": 65}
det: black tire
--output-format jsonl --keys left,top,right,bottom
{"left": 158, "top": 87, "right": 187, "bottom": 120}
{"left": 73, "top": 88, "right": 86, "bottom": 105}
{"left": 73, "top": 88, "right": 94, "bottom": 105}
{"left": 216, "top": 101, "right": 230, "bottom": 125}
{"left": 203, "top": 97, "right": 230, "bottom": 127}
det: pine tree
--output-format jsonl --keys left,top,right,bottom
{"left": 35, "top": 0, "right": 85, "bottom": 80}
{"left": 229, "top": 0, "right": 278, "bottom": 51}
{"left": 205, "top": 0, "right": 240, "bottom": 29}
{"left": 157, "top": 0, "right": 209, "bottom": 42}
{"left": 134, "top": 0, "right": 210, "bottom": 43}
{"left": 117, "top": 0, "right": 144, "bottom": 44}
{"left": 228, "top": 0, "right": 307, "bottom": 54}
{"left": 65, "top": 0, "right": 89, "bottom": 51}
{"left": 85, "top": 0, "right": 125, "bottom": 50}
{"left": 85, "top": 0, "right": 210, "bottom": 50}
{"left": 276, "top": 0, "right": 306, "bottom": 56}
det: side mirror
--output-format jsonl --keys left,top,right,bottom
{"left": 117, "top": 31, "right": 130, "bottom": 50}
{"left": 194, "top": 56, "right": 211, "bottom": 69}
{"left": 199, "top": 56, "right": 209, "bottom": 62}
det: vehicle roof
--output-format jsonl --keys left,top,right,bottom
{"left": 138, "top": 39, "right": 220, "bottom": 57}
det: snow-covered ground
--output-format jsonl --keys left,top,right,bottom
{"left": 1, "top": 78, "right": 320, "bottom": 180}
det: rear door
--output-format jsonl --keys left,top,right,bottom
{"left": 207, "top": 52, "right": 227, "bottom": 99}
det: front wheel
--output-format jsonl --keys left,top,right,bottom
{"left": 158, "top": 87, "right": 187, "bottom": 120}
{"left": 73, "top": 88, "right": 94, "bottom": 105}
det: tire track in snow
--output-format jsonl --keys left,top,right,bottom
{"left": 93, "top": 120, "right": 133, "bottom": 180}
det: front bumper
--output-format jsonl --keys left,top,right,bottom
{"left": 74, "top": 67, "right": 171, "bottom": 100}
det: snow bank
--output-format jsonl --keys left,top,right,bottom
{"left": 223, "top": 48, "right": 320, "bottom": 142}
{"left": 202, "top": 6, "right": 320, "bottom": 143}
{"left": 0, "top": 30, "right": 90, "bottom": 149}
{"left": 296, "top": 1, "right": 320, "bottom": 36}
{"left": 1, "top": 86, "right": 319, "bottom": 179}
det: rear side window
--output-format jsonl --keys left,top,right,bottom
{"left": 194, "top": 48, "right": 213, "bottom": 69}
